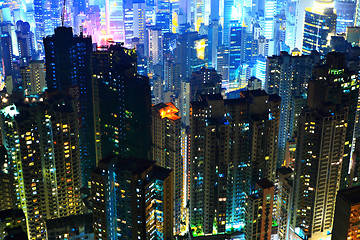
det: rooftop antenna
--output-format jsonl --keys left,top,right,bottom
{"left": 61, "top": 0, "right": 66, "bottom": 27}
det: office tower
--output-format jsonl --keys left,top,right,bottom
{"left": 15, "top": 20, "right": 35, "bottom": 65}
{"left": 274, "top": 167, "right": 293, "bottom": 240}
{"left": 133, "top": 1, "right": 146, "bottom": 44}
{"left": 285, "top": 0, "right": 297, "bottom": 51}
{"left": 264, "top": 0, "right": 276, "bottom": 40}
{"left": 43, "top": 0, "right": 62, "bottom": 37}
{"left": 1, "top": 32, "right": 13, "bottom": 77}
{"left": 302, "top": 7, "right": 337, "bottom": 55}
{"left": 334, "top": 0, "right": 356, "bottom": 34}
{"left": 46, "top": 214, "right": 94, "bottom": 239}
{"left": 229, "top": 22, "right": 246, "bottom": 84}
{"left": 0, "top": 93, "right": 83, "bottom": 239}
{"left": 246, "top": 179, "right": 275, "bottom": 240}
{"left": 255, "top": 56, "right": 267, "bottom": 84}
{"left": 20, "top": 60, "right": 46, "bottom": 95}
{"left": 147, "top": 27, "right": 163, "bottom": 72}
{"left": 332, "top": 186, "right": 360, "bottom": 240}
{"left": 292, "top": 52, "right": 359, "bottom": 239}
{"left": 92, "top": 43, "right": 151, "bottom": 161}
{"left": 124, "top": 7, "right": 134, "bottom": 47}
{"left": 43, "top": 27, "right": 95, "bottom": 186}
{"left": 216, "top": 46, "right": 230, "bottom": 83}
{"left": 193, "top": 0, "right": 210, "bottom": 31}
{"left": 34, "top": 0, "right": 44, "bottom": 49}
{"left": 190, "top": 67, "right": 222, "bottom": 100}
{"left": 0, "top": 209, "right": 27, "bottom": 240}
{"left": 222, "top": 0, "right": 233, "bottom": 47}
{"left": 155, "top": 0, "right": 172, "bottom": 33}
{"left": 266, "top": 51, "right": 321, "bottom": 168}
{"left": 105, "top": 0, "right": 125, "bottom": 42}
{"left": 91, "top": 156, "right": 173, "bottom": 240}
{"left": 208, "top": 20, "right": 220, "bottom": 69}
{"left": 174, "top": 31, "right": 205, "bottom": 81}
{"left": 190, "top": 90, "right": 280, "bottom": 235}
{"left": 84, "top": 5, "right": 101, "bottom": 42}
{"left": 152, "top": 102, "right": 184, "bottom": 235}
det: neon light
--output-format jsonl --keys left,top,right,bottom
{"left": 330, "top": 69, "right": 344, "bottom": 75}
{"left": 159, "top": 103, "right": 181, "bottom": 120}
{"left": 1, "top": 104, "right": 20, "bottom": 118}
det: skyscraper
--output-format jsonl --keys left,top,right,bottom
{"left": 20, "top": 60, "right": 46, "bottom": 95}
{"left": 332, "top": 186, "right": 360, "bottom": 240}
{"left": 292, "top": 52, "right": 359, "bottom": 239}
{"left": 302, "top": 7, "right": 336, "bottom": 55}
{"left": 190, "top": 90, "right": 280, "bottom": 235}
{"left": 246, "top": 179, "right": 275, "bottom": 240}
{"left": 91, "top": 156, "right": 173, "bottom": 240}
{"left": 0, "top": 93, "right": 82, "bottom": 239}
{"left": 152, "top": 102, "right": 184, "bottom": 235}
{"left": 266, "top": 51, "right": 321, "bottom": 168}
{"left": 43, "top": 27, "right": 95, "bottom": 186}
{"left": 92, "top": 43, "right": 152, "bottom": 160}
{"left": 229, "top": 22, "right": 246, "bottom": 85}
{"left": 274, "top": 167, "right": 293, "bottom": 240}
{"left": 334, "top": 0, "right": 356, "bottom": 34}
{"left": 15, "top": 20, "right": 35, "bottom": 65}
{"left": 106, "top": 0, "right": 125, "bottom": 42}
{"left": 190, "top": 67, "right": 222, "bottom": 100}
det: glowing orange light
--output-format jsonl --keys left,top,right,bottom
{"left": 158, "top": 103, "right": 181, "bottom": 121}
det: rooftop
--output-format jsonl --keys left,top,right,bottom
{"left": 256, "top": 178, "right": 274, "bottom": 189}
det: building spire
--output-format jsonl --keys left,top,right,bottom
{"left": 61, "top": 0, "right": 66, "bottom": 27}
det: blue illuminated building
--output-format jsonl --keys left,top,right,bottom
{"left": 43, "top": 27, "right": 95, "bottom": 186}
{"left": 229, "top": 21, "right": 246, "bottom": 84}
{"left": 335, "top": 0, "right": 356, "bottom": 34}
{"left": 91, "top": 156, "right": 173, "bottom": 239}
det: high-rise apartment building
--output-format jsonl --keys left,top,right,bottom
{"left": 332, "top": 186, "right": 360, "bottom": 240}
{"left": 0, "top": 146, "right": 16, "bottom": 212}
{"left": 266, "top": 51, "right": 321, "bottom": 168}
{"left": 302, "top": 7, "right": 336, "bottom": 55}
{"left": 0, "top": 93, "right": 82, "bottom": 239}
{"left": 274, "top": 167, "right": 293, "bottom": 240}
{"left": 190, "top": 67, "right": 222, "bottom": 100}
{"left": 190, "top": 90, "right": 280, "bottom": 235}
{"left": 152, "top": 102, "right": 184, "bottom": 235}
{"left": 246, "top": 179, "right": 275, "bottom": 240}
{"left": 43, "top": 27, "right": 95, "bottom": 186}
{"left": 92, "top": 43, "right": 152, "bottom": 161}
{"left": 292, "top": 52, "right": 359, "bottom": 239}
{"left": 91, "top": 156, "right": 173, "bottom": 240}
{"left": 0, "top": 209, "right": 27, "bottom": 240}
